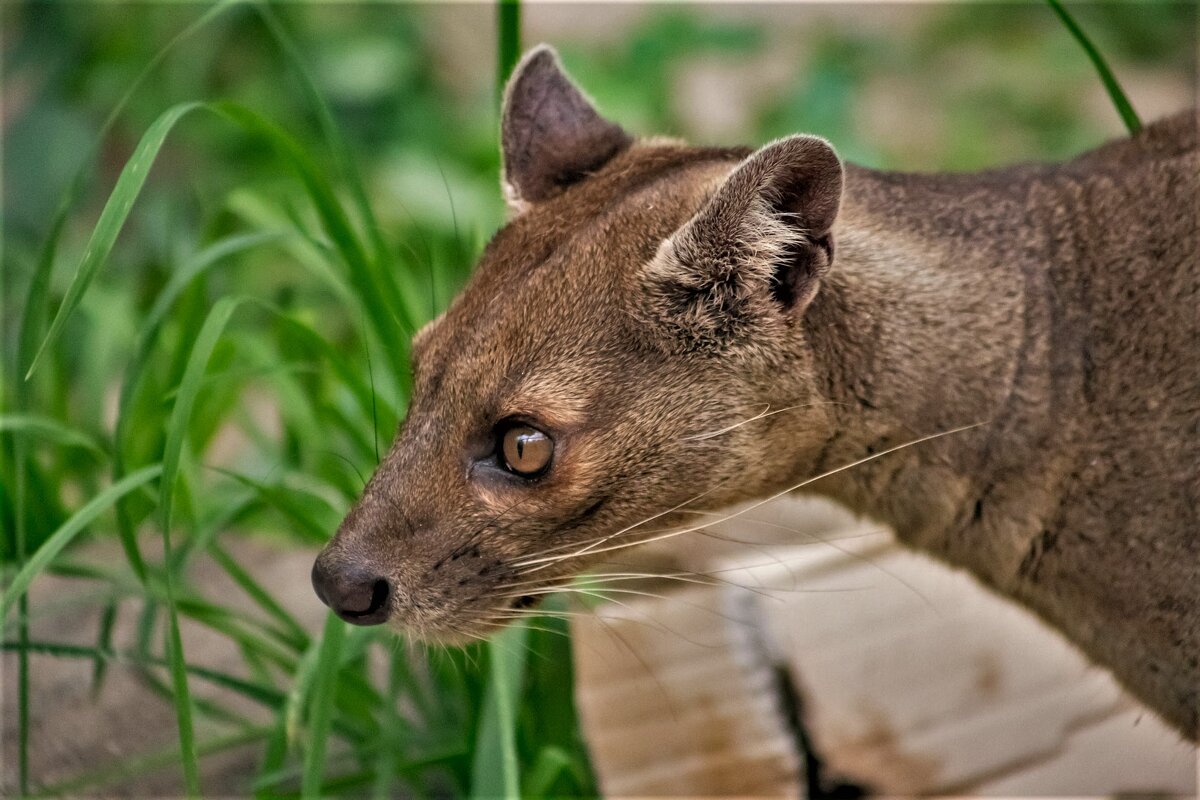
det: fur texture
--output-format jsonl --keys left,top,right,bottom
{"left": 314, "top": 48, "right": 1199, "bottom": 738}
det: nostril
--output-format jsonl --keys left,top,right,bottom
{"left": 368, "top": 579, "right": 389, "bottom": 614}
{"left": 337, "top": 574, "right": 391, "bottom": 626}
{"left": 352, "top": 578, "right": 389, "bottom": 617}
{"left": 311, "top": 557, "right": 391, "bottom": 626}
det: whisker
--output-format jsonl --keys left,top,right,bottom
{"left": 509, "top": 494, "right": 716, "bottom": 568}
{"left": 494, "top": 598, "right": 731, "bottom": 653}
{"left": 515, "top": 422, "right": 985, "bottom": 571}
{"left": 682, "top": 401, "right": 840, "bottom": 441}
{"left": 493, "top": 569, "right": 786, "bottom": 602}
{"left": 496, "top": 585, "right": 776, "bottom": 634}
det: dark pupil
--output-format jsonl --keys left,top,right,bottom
{"left": 504, "top": 425, "right": 550, "bottom": 475}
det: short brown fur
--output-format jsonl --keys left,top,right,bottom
{"left": 315, "top": 47, "right": 1199, "bottom": 738}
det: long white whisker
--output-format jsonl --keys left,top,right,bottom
{"left": 508, "top": 485, "right": 720, "bottom": 569}
{"left": 515, "top": 422, "right": 985, "bottom": 570}
{"left": 494, "top": 570, "right": 781, "bottom": 601}
{"left": 682, "top": 401, "right": 831, "bottom": 441}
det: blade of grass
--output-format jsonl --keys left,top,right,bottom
{"left": 41, "top": 725, "right": 273, "bottom": 797}
{"left": 114, "top": 237, "right": 236, "bottom": 576}
{"left": 26, "top": 102, "right": 206, "bottom": 379}
{"left": 253, "top": 4, "right": 396, "bottom": 287}
{"left": 207, "top": 540, "right": 310, "bottom": 649}
{"left": 172, "top": 595, "right": 300, "bottom": 667}
{"left": 159, "top": 293, "right": 255, "bottom": 797}
{"left": 207, "top": 465, "right": 341, "bottom": 545}
{"left": 370, "top": 650, "right": 406, "bottom": 800}
{"left": 90, "top": 599, "right": 120, "bottom": 697}
{"left": 1, "top": 464, "right": 162, "bottom": 615}
{"left": 171, "top": 490, "right": 255, "bottom": 572}
{"left": 120, "top": 232, "right": 290, "bottom": 411}
{"left": 255, "top": 624, "right": 327, "bottom": 800}
{"left": 0, "top": 414, "right": 107, "bottom": 458}
{"left": 10, "top": 453, "right": 30, "bottom": 796}
{"left": 301, "top": 613, "right": 346, "bottom": 799}
{"left": 1, "top": 640, "right": 286, "bottom": 708}
{"left": 13, "top": 0, "right": 239, "bottom": 389}
{"left": 523, "top": 747, "right": 575, "bottom": 797}
{"left": 160, "top": 295, "right": 249, "bottom": 531}
{"left": 496, "top": 0, "right": 523, "bottom": 109}
{"left": 1046, "top": 0, "right": 1141, "bottom": 134}
{"left": 111, "top": 233, "right": 290, "bottom": 586}
{"left": 275, "top": 313, "right": 391, "bottom": 426}
{"left": 161, "top": 631, "right": 199, "bottom": 796}
{"left": 470, "top": 622, "right": 530, "bottom": 799}
{"left": 257, "top": 623, "right": 386, "bottom": 797}
{"left": 210, "top": 101, "right": 408, "bottom": 374}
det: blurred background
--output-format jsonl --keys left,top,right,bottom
{"left": 7, "top": 2, "right": 1195, "bottom": 288}
{"left": 2, "top": 2, "right": 1196, "bottom": 796}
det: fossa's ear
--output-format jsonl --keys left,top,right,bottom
{"left": 640, "top": 135, "right": 843, "bottom": 354}
{"left": 501, "top": 45, "right": 632, "bottom": 210}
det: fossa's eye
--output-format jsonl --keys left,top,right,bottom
{"left": 500, "top": 424, "right": 554, "bottom": 477}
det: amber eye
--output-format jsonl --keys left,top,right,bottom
{"left": 500, "top": 424, "right": 554, "bottom": 477}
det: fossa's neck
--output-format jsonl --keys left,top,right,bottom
{"left": 797, "top": 165, "right": 1041, "bottom": 576}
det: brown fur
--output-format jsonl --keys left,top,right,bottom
{"left": 314, "top": 47, "right": 1199, "bottom": 738}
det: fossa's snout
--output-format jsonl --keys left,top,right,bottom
{"left": 311, "top": 552, "right": 392, "bottom": 626}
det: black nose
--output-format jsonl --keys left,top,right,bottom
{"left": 311, "top": 558, "right": 391, "bottom": 626}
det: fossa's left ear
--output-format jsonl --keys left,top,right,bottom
{"left": 640, "top": 135, "right": 844, "bottom": 354}
{"left": 500, "top": 45, "right": 632, "bottom": 210}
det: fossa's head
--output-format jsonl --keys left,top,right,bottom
{"left": 312, "top": 46, "right": 844, "bottom": 641}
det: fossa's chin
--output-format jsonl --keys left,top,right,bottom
{"left": 388, "top": 592, "right": 550, "bottom": 646}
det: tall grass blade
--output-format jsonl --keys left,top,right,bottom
{"left": 13, "top": 0, "right": 238, "bottom": 387}
{"left": 160, "top": 295, "right": 248, "bottom": 531}
{"left": 42, "top": 726, "right": 273, "bottom": 797}
{"left": 1, "top": 465, "right": 162, "bottom": 614}
{"left": 10, "top": 440, "right": 31, "bottom": 796}
{"left": 470, "top": 622, "right": 530, "bottom": 799}
{"left": 25, "top": 102, "right": 206, "bottom": 379}
{"left": 253, "top": 4, "right": 394, "bottom": 281}
{"left": 1045, "top": 0, "right": 1142, "bottom": 134}
{"left": 301, "top": 613, "right": 347, "bottom": 799}
{"left": 159, "top": 293, "right": 254, "bottom": 796}
{"left": 0, "top": 414, "right": 107, "bottom": 458}
{"left": 1, "top": 639, "right": 286, "bottom": 708}
{"left": 255, "top": 620, "right": 326, "bottom": 799}
{"left": 91, "top": 599, "right": 120, "bottom": 696}
{"left": 496, "top": 0, "right": 523, "bottom": 107}
{"left": 207, "top": 541, "right": 310, "bottom": 649}
{"left": 110, "top": 231, "right": 286, "bottom": 580}
{"left": 210, "top": 101, "right": 408, "bottom": 372}
{"left": 524, "top": 747, "right": 575, "bottom": 797}
{"left": 162, "top": 609, "right": 198, "bottom": 796}
{"left": 208, "top": 466, "right": 340, "bottom": 545}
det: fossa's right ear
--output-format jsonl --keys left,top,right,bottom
{"left": 638, "top": 135, "right": 843, "bottom": 356}
{"left": 500, "top": 45, "right": 632, "bottom": 211}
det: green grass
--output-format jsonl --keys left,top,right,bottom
{"left": 0, "top": 0, "right": 1185, "bottom": 796}
{"left": 1046, "top": 0, "right": 1142, "bottom": 134}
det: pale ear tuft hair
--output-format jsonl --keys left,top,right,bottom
{"left": 638, "top": 135, "right": 844, "bottom": 355}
